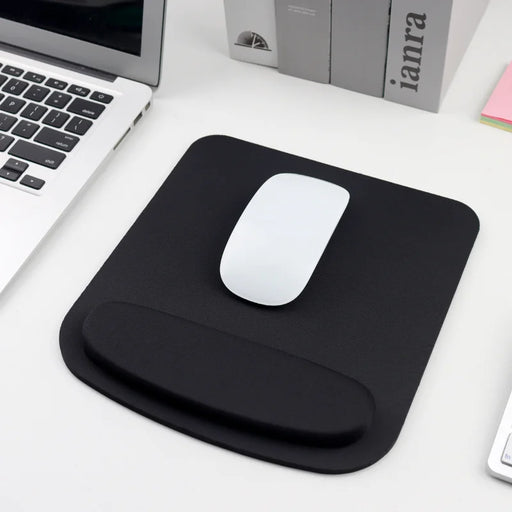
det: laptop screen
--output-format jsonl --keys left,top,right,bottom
{"left": 0, "top": 0, "right": 144, "bottom": 56}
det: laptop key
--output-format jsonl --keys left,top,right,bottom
{"left": 12, "top": 120, "right": 40, "bottom": 139}
{"left": 0, "top": 168, "right": 21, "bottom": 181}
{"left": 0, "top": 96, "right": 26, "bottom": 114}
{"left": 9, "top": 140, "right": 66, "bottom": 169}
{"left": 90, "top": 91, "right": 113, "bottom": 104}
{"left": 4, "top": 158, "right": 29, "bottom": 173}
{"left": 21, "top": 103, "right": 48, "bottom": 121}
{"left": 46, "top": 78, "right": 68, "bottom": 90}
{"left": 3, "top": 66, "right": 24, "bottom": 77}
{"left": 2, "top": 79, "right": 29, "bottom": 96}
{"left": 43, "top": 109, "right": 70, "bottom": 128}
{"left": 0, "top": 75, "right": 7, "bottom": 87}
{"left": 65, "top": 116, "right": 92, "bottom": 136}
{"left": 68, "top": 85, "right": 90, "bottom": 97}
{"left": 45, "top": 92, "right": 72, "bottom": 109}
{"left": 0, "top": 113, "right": 16, "bottom": 131}
{"left": 35, "top": 127, "right": 79, "bottom": 152}
{"left": 20, "top": 175, "right": 45, "bottom": 190}
{"left": 24, "top": 85, "right": 50, "bottom": 102}
{"left": 24, "top": 72, "right": 46, "bottom": 84}
{"left": 0, "top": 134, "right": 14, "bottom": 152}
{"left": 67, "top": 97, "right": 105, "bottom": 119}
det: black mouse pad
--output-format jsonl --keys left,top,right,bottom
{"left": 60, "top": 135, "right": 479, "bottom": 474}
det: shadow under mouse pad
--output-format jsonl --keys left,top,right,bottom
{"left": 60, "top": 136, "right": 479, "bottom": 473}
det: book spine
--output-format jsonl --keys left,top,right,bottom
{"left": 275, "top": 0, "right": 332, "bottom": 83}
{"left": 224, "top": 0, "right": 278, "bottom": 68}
{"left": 330, "top": 0, "right": 391, "bottom": 98}
{"left": 384, "top": 0, "right": 453, "bottom": 112}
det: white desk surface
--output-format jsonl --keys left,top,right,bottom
{"left": 1, "top": 0, "right": 512, "bottom": 510}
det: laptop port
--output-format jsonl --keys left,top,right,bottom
{"left": 134, "top": 111, "right": 143, "bottom": 126}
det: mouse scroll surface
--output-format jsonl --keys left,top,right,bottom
{"left": 220, "top": 173, "right": 350, "bottom": 306}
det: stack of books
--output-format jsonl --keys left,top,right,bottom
{"left": 224, "top": 0, "right": 490, "bottom": 112}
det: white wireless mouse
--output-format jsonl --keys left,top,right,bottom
{"left": 220, "top": 173, "right": 350, "bottom": 306}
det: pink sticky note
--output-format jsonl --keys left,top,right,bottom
{"left": 482, "top": 63, "right": 512, "bottom": 124}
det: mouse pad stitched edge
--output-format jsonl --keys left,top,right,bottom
{"left": 60, "top": 135, "right": 479, "bottom": 474}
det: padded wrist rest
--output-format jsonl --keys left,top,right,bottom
{"left": 82, "top": 302, "right": 375, "bottom": 447}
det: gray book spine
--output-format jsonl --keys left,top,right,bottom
{"left": 384, "top": 0, "right": 453, "bottom": 112}
{"left": 224, "top": 0, "right": 278, "bottom": 68}
{"left": 330, "top": 0, "right": 391, "bottom": 98}
{"left": 275, "top": 0, "right": 332, "bottom": 83}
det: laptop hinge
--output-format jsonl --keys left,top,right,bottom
{"left": 0, "top": 41, "right": 117, "bottom": 82}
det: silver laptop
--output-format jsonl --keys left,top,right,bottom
{"left": 0, "top": 0, "right": 166, "bottom": 294}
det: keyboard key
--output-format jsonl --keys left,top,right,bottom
{"left": 0, "top": 113, "right": 16, "bottom": 131}
{"left": 2, "top": 79, "right": 29, "bottom": 96}
{"left": 502, "top": 434, "right": 512, "bottom": 467}
{"left": 20, "top": 174, "right": 45, "bottom": 190}
{"left": 4, "top": 158, "right": 28, "bottom": 173}
{"left": 46, "top": 78, "right": 67, "bottom": 90}
{"left": 24, "top": 85, "right": 50, "bottom": 102}
{"left": 0, "top": 168, "right": 21, "bottom": 181}
{"left": 24, "top": 72, "right": 46, "bottom": 84}
{"left": 2, "top": 66, "right": 24, "bottom": 77}
{"left": 12, "top": 120, "right": 40, "bottom": 139}
{"left": 0, "top": 96, "right": 26, "bottom": 114}
{"left": 35, "top": 127, "right": 79, "bottom": 152}
{"left": 65, "top": 116, "right": 92, "bottom": 136}
{"left": 0, "top": 134, "right": 14, "bottom": 151}
{"left": 9, "top": 140, "right": 66, "bottom": 169}
{"left": 0, "top": 75, "right": 7, "bottom": 87}
{"left": 68, "top": 85, "right": 90, "bottom": 97}
{"left": 67, "top": 97, "right": 105, "bottom": 119}
{"left": 21, "top": 103, "right": 48, "bottom": 122}
{"left": 45, "top": 91, "right": 72, "bottom": 109}
{"left": 90, "top": 91, "right": 113, "bottom": 104}
{"left": 42, "top": 110, "right": 70, "bottom": 128}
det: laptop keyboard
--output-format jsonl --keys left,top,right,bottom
{"left": 0, "top": 62, "right": 114, "bottom": 194}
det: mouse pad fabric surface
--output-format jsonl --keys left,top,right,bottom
{"left": 60, "top": 135, "right": 479, "bottom": 473}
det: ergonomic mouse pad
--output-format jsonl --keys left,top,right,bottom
{"left": 60, "top": 136, "right": 479, "bottom": 474}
